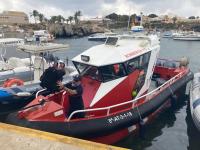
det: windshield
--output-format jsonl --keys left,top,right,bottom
{"left": 73, "top": 62, "right": 101, "bottom": 81}
{"left": 73, "top": 62, "right": 127, "bottom": 82}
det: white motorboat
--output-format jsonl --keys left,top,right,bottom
{"left": 88, "top": 32, "right": 118, "bottom": 41}
{"left": 0, "top": 38, "right": 24, "bottom": 46}
{"left": 173, "top": 31, "right": 200, "bottom": 41}
{"left": 0, "top": 43, "right": 77, "bottom": 86}
{"left": 162, "top": 32, "right": 173, "bottom": 38}
{"left": 25, "top": 30, "right": 54, "bottom": 42}
{"left": 131, "top": 26, "right": 144, "bottom": 32}
{"left": 190, "top": 73, "right": 200, "bottom": 131}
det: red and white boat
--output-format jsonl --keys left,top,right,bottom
{"left": 5, "top": 35, "right": 193, "bottom": 144}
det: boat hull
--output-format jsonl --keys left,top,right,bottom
{"left": 0, "top": 69, "right": 34, "bottom": 85}
{"left": 0, "top": 77, "right": 71, "bottom": 115}
{"left": 190, "top": 73, "right": 200, "bottom": 131}
{"left": 173, "top": 37, "right": 200, "bottom": 41}
{"left": 4, "top": 71, "right": 193, "bottom": 143}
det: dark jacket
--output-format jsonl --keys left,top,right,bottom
{"left": 40, "top": 67, "right": 60, "bottom": 92}
{"left": 66, "top": 82, "right": 84, "bottom": 118}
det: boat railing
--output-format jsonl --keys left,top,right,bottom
{"left": 35, "top": 88, "right": 46, "bottom": 98}
{"left": 67, "top": 71, "right": 186, "bottom": 121}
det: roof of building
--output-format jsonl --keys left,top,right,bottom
{"left": 73, "top": 35, "right": 159, "bottom": 66}
{"left": 1, "top": 11, "right": 28, "bottom": 17}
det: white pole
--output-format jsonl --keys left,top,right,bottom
{"left": 140, "top": 12, "right": 143, "bottom": 26}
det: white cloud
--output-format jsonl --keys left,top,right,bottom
{"left": 101, "top": 0, "right": 143, "bottom": 16}
{"left": 0, "top": 0, "right": 200, "bottom": 21}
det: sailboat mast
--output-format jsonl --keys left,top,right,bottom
{"left": 127, "top": 15, "right": 131, "bottom": 30}
{"left": 140, "top": 12, "right": 143, "bottom": 26}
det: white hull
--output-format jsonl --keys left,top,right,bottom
{"left": 173, "top": 37, "right": 200, "bottom": 41}
{"left": 190, "top": 73, "right": 200, "bottom": 131}
{"left": 88, "top": 33, "right": 118, "bottom": 41}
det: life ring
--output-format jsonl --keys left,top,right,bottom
{"left": 3, "top": 78, "right": 24, "bottom": 88}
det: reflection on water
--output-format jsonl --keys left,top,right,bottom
{"left": 116, "top": 97, "right": 187, "bottom": 150}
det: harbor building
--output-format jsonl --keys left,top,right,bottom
{"left": 0, "top": 11, "right": 29, "bottom": 24}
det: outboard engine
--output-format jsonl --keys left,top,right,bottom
{"left": 180, "top": 57, "right": 189, "bottom": 67}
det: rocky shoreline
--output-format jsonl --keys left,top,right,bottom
{"left": 6, "top": 23, "right": 108, "bottom": 39}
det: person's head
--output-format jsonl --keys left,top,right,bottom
{"left": 58, "top": 60, "right": 65, "bottom": 70}
{"left": 72, "top": 75, "right": 82, "bottom": 85}
{"left": 52, "top": 61, "right": 58, "bottom": 68}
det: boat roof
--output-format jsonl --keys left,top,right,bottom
{"left": 17, "top": 43, "right": 69, "bottom": 54}
{"left": 73, "top": 35, "right": 159, "bottom": 66}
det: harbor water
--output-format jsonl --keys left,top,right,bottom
{"left": 2, "top": 37, "right": 200, "bottom": 150}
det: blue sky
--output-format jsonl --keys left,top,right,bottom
{"left": 0, "top": 0, "right": 199, "bottom": 20}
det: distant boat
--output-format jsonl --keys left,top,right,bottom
{"left": 162, "top": 32, "right": 172, "bottom": 38}
{"left": 25, "top": 30, "right": 54, "bottom": 42}
{"left": 0, "top": 38, "right": 24, "bottom": 46}
{"left": 131, "top": 26, "right": 144, "bottom": 32}
{"left": 88, "top": 32, "right": 118, "bottom": 41}
{"left": 173, "top": 31, "right": 200, "bottom": 41}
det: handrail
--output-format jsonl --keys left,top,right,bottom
{"left": 67, "top": 71, "right": 186, "bottom": 121}
{"left": 36, "top": 88, "right": 46, "bottom": 98}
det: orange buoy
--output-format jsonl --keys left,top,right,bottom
{"left": 3, "top": 78, "right": 24, "bottom": 88}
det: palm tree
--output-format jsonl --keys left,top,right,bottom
{"left": 66, "top": 19, "right": 69, "bottom": 24}
{"left": 57, "top": 15, "right": 65, "bottom": 23}
{"left": 50, "top": 16, "right": 58, "bottom": 23}
{"left": 38, "top": 13, "right": 44, "bottom": 23}
{"left": 68, "top": 16, "right": 73, "bottom": 24}
{"left": 74, "top": 10, "right": 82, "bottom": 24}
{"left": 30, "top": 10, "right": 39, "bottom": 23}
{"left": 172, "top": 16, "right": 177, "bottom": 24}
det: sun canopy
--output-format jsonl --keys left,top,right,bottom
{"left": 17, "top": 43, "right": 69, "bottom": 54}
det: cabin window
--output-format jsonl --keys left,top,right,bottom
{"left": 73, "top": 62, "right": 101, "bottom": 81}
{"left": 99, "top": 63, "right": 126, "bottom": 82}
{"left": 141, "top": 52, "right": 151, "bottom": 73}
{"left": 126, "top": 52, "right": 151, "bottom": 74}
{"left": 126, "top": 57, "right": 140, "bottom": 74}
{"left": 105, "top": 37, "right": 118, "bottom": 45}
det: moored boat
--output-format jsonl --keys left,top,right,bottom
{"left": 0, "top": 43, "right": 77, "bottom": 115}
{"left": 88, "top": 32, "right": 118, "bottom": 41}
{"left": 173, "top": 31, "right": 200, "bottom": 41}
{"left": 25, "top": 30, "right": 54, "bottom": 42}
{"left": 190, "top": 73, "right": 200, "bottom": 131}
{"left": 5, "top": 35, "right": 193, "bottom": 144}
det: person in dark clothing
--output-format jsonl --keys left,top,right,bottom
{"left": 40, "top": 62, "right": 60, "bottom": 93}
{"left": 58, "top": 75, "right": 84, "bottom": 119}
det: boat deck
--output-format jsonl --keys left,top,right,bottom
{"left": 0, "top": 123, "right": 127, "bottom": 150}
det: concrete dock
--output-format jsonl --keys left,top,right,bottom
{"left": 0, "top": 123, "right": 128, "bottom": 150}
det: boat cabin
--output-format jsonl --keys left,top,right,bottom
{"left": 72, "top": 35, "right": 160, "bottom": 111}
